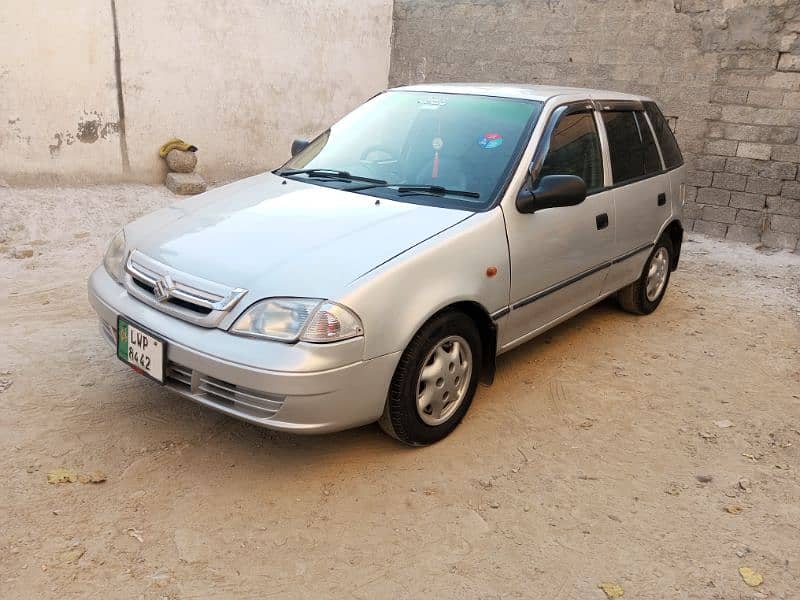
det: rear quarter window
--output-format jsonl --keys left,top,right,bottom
{"left": 635, "top": 111, "right": 662, "bottom": 175}
{"left": 644, "top": 101, "right": 683, "bottom": 169}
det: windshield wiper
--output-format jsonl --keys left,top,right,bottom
{"left": 397, "top": 185, "right": 480, "bottom": 198}
{"left": 276, "top": 168, "right": 386, "bottom": 185}
{"left": 347, "top": 183, "right": 480, "bottom": 199}
{"left": 277, "top": 170, "right": 479, "bottom": 199}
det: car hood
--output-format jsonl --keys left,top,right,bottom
{"left": 127, "top": 172, "right": 472, "bottom": 300}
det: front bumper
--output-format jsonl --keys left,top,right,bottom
{"left": 88, "top": 267, "right": 400, "bottom": 433}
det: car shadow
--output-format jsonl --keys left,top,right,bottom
{"left": 96, "top": 295, "right": 650, "bottom": 472}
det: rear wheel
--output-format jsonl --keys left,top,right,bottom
{"left": 379, "top": 311, "right": 481, "bottom": 445}
{"left": 617, "top": 236, "right": 673, "bottom": 315}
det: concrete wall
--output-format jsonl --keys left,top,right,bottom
{"left": 390, "top": 0, "right": 800, "bottom": 251}
{"left": 0, "top": 0, "right": 393, "bottom": 184}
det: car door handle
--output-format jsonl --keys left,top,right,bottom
{"left": 658, "top": 193, "right": 667, "bottom": 206}
{"left": 595, "top": 213, "right": 609, "bottom": 230}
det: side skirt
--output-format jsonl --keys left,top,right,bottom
{"left": 497, "top": 289, "right": 618, "bottom": 355}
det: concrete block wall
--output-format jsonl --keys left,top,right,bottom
{"left": 390, "top": 0, "right": 800, "bottom": 250}
{"left": 689, "top": 5, "right": 800, "bottom": 249}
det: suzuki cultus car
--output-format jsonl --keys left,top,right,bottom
{"left": 90, "top": 84, "right": 686, "bottom": 445}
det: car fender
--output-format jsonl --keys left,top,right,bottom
{"left": 339, "top": 208, "right": 511, "bottom": 361}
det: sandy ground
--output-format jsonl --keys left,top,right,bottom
{"left": 1, "top": 184, "right": 799, "bottom": 600}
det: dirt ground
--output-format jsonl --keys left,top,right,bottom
{"left": 1, "top": 184, "right": 799, "bottom": 600}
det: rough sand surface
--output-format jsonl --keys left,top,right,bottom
{"left": 1, "top": 185, "right": 799, "bottom": 599}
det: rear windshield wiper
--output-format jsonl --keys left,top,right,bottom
{"left": 276, "top": 168, "right": 387, "bottom": 185}
{"left": 348, "top": 183, "right": 480, "bottom": 199}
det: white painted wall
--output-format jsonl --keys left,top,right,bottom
{"left": 0, "top": 2, "right": 122, "bottom": 182}
{"left": 0, "top": 0, "right": 394, "bottom": 184}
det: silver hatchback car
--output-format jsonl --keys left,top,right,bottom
{"left": 89, "top": 84, "right": 686, "bottom": 445}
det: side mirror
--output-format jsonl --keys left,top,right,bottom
{"left": 291, "top": 139, "right": 310, "bottom": 157}
{"left": 516, "top": 175, "right": 587, "bottom": 214}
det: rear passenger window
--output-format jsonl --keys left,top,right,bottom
{"left": 644, "top": 101, "right": 683, "bottom": 169}
{"left": 539, "top": 111, "right": 604, "bottom": 193}
{"left": 601, "top": 110, "right": 663, "bottom": 184}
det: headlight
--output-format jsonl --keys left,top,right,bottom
{"left": 230, "top": 298, "right": 363, "bottom": 343}
{"left": 103, "top": 229, "right": 127, "bottom": 283}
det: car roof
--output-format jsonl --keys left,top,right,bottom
{"left": 391, "top": 82, "right": 652, "bottom": 103}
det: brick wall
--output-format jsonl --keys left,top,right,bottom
{"left": 390, "top": 0, "right": 800, "bottom": 251}
{"left": 689, "top": 6, "right": 800, "bottom": 248}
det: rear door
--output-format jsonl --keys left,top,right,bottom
{"left": 645, "top": 100, "right": 687, "bottom": 219}
{"left": 599, "top": 103, "right": 672, "bottom": 292}
{"left": 502, "top": 102, "right": 616, "bottom": 348}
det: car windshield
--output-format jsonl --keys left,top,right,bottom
{"left": 278, "top": 91, "right": 543, "bottom": 210}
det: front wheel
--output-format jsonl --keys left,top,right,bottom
{"left": 617, "top": 236, "right": 674, "bottom": 315}
{"left": 379, "top": 311, "right": 481, "bottom": 445}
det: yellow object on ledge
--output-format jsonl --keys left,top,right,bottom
{"left": 158, "top": 138, "right": 198, "bottom": 157}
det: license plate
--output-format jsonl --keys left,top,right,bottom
{"left": 116, "top": 317, "right": 166, "bottom": 383}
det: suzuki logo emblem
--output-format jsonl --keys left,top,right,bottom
{"left": 153, "top": 274, "right": 175, "bottom": 302}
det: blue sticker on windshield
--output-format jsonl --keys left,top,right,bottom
{"left": 478, "top": 132, "right": 503, "bottom": 149}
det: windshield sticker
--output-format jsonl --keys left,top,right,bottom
{"left": 432, "top": 137, "right": 444, "bottom": 151}
{"left": 478, "top": 133, "right": 503, "bottom": 149}
{"left": 418, "top": 97, "right": 447, "bottom": 107}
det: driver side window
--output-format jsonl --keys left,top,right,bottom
{"left": 538, "top": 111, "right": 604, "bottom": 193}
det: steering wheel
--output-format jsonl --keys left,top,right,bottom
{"left": 360, "top": 145, "right": 398, "bottom": 162}
{"left": 359, "top": 145, "right": 400, "bottom": 180}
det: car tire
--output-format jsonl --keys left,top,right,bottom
{"left": 378, "top": 310, "right": 482, "bottom": 446}
{"left": 617, "top": 236, "right": 674, "bottom": 315}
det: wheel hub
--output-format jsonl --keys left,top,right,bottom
{"left": 645, "top": 247, "right": 669, "bottom": 302}
{"left": 415, "top": 335, "right": 472, "bottom": 426}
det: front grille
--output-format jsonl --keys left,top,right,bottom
{"left": 165, "top": 361, "right": 284, "bottom": 419}
{"left": 131, "top": 277, "right": 212, "bottom": 315}
{"left": 167, "top": 363, "right": 192, "bottom": 387}
{"left": 124, "top": 250, "right": 246, "bottom": 327}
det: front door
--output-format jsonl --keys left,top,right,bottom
{"left": 502, "top": 104, "right": 616, "bottom": 350}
